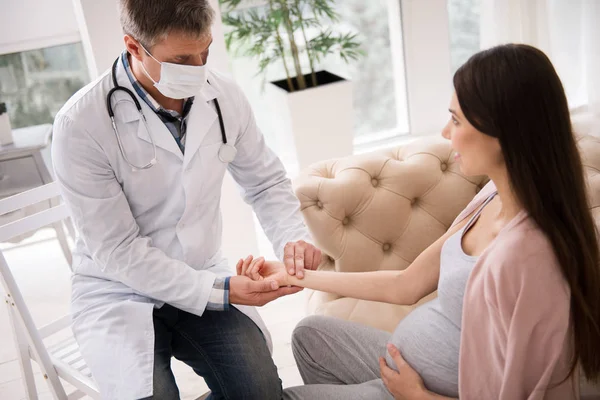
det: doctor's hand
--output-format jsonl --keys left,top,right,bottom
{"left": 284, "top": 240, "right": 322, "bottom": 279}
{"left": 229, "top": 274, "right": 301, "bottom": 307}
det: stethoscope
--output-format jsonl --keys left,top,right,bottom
{"left": 106, "top": 57, "right": 237, "bottom": 171}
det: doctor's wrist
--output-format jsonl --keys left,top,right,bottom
{"left": 206, "top": 276, "right": 230, "bottom": 311}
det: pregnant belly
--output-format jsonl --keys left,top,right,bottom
{"left": 386, "top": 299, "right": 460, "bottom": 398}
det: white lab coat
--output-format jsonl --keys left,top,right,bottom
{"left": 51, "top": 56, "right": 311, "bottom": 400}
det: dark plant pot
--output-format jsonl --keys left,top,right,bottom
{"left": 0, "top": 102, "right": 7, "bottom": 115}
{"left": 271, "top": 70, "right": 347, "bottom": 93}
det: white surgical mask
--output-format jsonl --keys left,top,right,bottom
{"left": 139, "top": 44, "right": 207, "bottom": 99}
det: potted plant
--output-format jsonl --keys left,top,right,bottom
{"left": 0, "top": 102, "right": 13, "bottom": 146}
{"left": 220, "top": 0, "right": 364, "bottom": 168}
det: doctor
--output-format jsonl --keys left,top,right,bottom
{"left": 51, "top": 0, "right": 321, "bottom": 399}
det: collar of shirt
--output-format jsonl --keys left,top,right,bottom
{"left": 120, "top": 51, "right": 194, "bottom": 120}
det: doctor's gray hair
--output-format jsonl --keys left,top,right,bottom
{"left": 117, "top": 0, "right": 215, "bottom": 48}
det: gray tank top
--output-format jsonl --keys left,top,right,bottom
{"left": 387, "top": 192, "right": 497, "bottom": 398}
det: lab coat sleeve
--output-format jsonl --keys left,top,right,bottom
{"left": 51, "top": 114, "right": 217, "bottom": 316}
{"left": 226, "top": 86, "right": 313, "bottom": 261}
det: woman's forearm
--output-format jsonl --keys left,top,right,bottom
{"left": 286, "top": 269, "right": 416, "bottom": 305}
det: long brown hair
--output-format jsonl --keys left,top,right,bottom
{"left": 454, "top": 44, "right": 600, "bottom": 382}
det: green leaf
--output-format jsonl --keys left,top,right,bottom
{"left": 219, "top": 0, "right": 244, "bottom": 12}
{"left": 222, "top": 0, "right": 362, "bottom": 85}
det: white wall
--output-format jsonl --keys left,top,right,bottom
{"left": 72, "top": 0, "right": 124, "bottom": 78}
{"left": 0, "top": 0, "right": 80, "bottom": 55}
{"left": 401, "top": 0, "right": 453, "bottom": 136}
{"left": 208, "top": 0, "right": 231, "bottom": 72}
{"left": 207, "top": 0, "right": 261, "bottom": 263}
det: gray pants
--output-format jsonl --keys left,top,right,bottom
{"left": 283, "top": 315, "right": 395, "bottom": 400}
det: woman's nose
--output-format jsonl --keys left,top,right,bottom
{"left": 441, "top": 124, "right": 451, "bottom": 140}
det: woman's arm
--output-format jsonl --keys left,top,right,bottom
{"left": 244, "top": 213, "right": 473, "bottom": 305}
{"left": 287, "top": 269, "right": 414, "bottom": 305}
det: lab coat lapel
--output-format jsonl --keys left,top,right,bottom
{"left": 114, "top": 58, "right": 184, "bottom": 161}
{"left": 135, "top": 107, "right": 183, "bottom": 160}
{"left": 182, "top": 82, "right": 219, "bottom": 169}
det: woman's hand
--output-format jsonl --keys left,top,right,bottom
{"left": 236, "top": 255, "right": 291, "bottom": 287}
{"left": 379, "top": 344, "right": 427, "bottom": 400}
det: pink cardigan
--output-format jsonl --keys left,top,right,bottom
{"left": 452, "top": 181, "right": 578, "bottom": 399}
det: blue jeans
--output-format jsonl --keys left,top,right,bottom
{"left": 140, "top": 304, "right": 282, "bottom": 400}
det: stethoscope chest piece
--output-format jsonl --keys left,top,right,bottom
{"left": 218, "top": 143, "right": 237, "bottom": 163}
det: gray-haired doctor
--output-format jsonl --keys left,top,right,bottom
{"left": 51, "top": 0, "right": 320, "bottom": 398}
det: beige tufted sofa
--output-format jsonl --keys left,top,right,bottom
{"left": 293, "top": 129, "right": 600, "bottom": 397}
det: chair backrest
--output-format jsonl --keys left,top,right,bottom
{"left": 0, "top": 182, "right": 69, "bottom": 242}
{"left": 0, "top": 182, "right": 72, "bottom": 398}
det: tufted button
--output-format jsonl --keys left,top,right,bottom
{"left": 342, "top": 217, "right": 350, "bottom": 225}
{"left": 371, "top": 178, "right": 379, "bottom": 187}
{"left": 411, "top": 198, "right": 417, "bottom": 205}
{"left": 382, "top": 243, "right": 391, "bottom": 252}
{"left": 317, "top": 201, "right": 323, "bottom": 208}
{"left": 440, "top": 162, "right": 448, "bottom": 171}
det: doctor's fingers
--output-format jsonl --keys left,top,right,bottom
{"left": 247, "top": 257, "right": 265, "bottom": 281}
{"left": 286, "top": 242, "right": 307, "bottom": 275}
{"left": 293, "top": 243, "right": 307, "bottom": 278}
{"left": 301, "top": 246, "right": 315, "bottom": 277}
{"left": 239, "top": 255, "right": 254, "bottom": 276}
{"left": 283, "top": 243, "right": 296, "bottom": 275}
{"left": 247, "top": 258, "right": 266, "bottom": 281}
{"left": 312, "top": 248, "right": 322, "bottom": 270}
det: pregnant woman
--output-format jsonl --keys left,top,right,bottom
{"left": 238, "top": 44, "right": 600, "bottom": 399}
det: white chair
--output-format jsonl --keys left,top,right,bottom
{"left": 0, "top": 182, "right": 100, "bottom": 400}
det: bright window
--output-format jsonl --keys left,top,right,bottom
{"left": 0, "top": 42, "right": 89, "bottom": 129}
{"left": 219, "top": 0, "right": 408, "bottom": 156}
{"left": 447, "top": 0, "right": 482, "bottom": 74}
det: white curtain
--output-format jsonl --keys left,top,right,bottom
{"left": 479, "top": 0, "right": 600, "bottom": 120}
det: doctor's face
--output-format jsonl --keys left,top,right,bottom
{"left": 125, "top": 31, "right": 213, "bottom": 83}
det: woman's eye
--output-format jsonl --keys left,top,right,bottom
{"left": 451, "top": 117, "right": 459, "bottom": 125}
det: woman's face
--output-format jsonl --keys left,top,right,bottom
{"left": 441, "top": 92, "right": 503, "bottom": 177}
